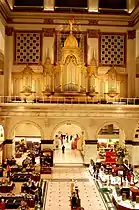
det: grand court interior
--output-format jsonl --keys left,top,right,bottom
{"left": 1, "top": 0, "right": 139, "bottom": 210}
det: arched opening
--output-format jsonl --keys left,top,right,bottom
{"left": 53, "top": 122, "right": 85, "bottom": 166}
{"left": 12, "top": 121, "right": 42, "bottom": 165}
{"left": 96, "top": 123, "right": 125, "bottom": 161}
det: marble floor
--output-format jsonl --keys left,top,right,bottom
{"left": 53, "top": 149, "right": 84, "bottom": 166}
{"left": 44, "top": 167, "right": 106, "bottom": 210}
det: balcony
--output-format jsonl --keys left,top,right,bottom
{"left": 0, "top": 96, "right": 139, "bottom": 105}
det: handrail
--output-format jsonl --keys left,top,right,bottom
{"left": 0, "top": 96, "right": 139, "bottom": 105}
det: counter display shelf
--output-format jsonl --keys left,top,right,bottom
{"left": 112, "top": 190, "right": 139, "bottom": 210}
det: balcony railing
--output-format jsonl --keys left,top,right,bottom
{"left": 0, "top": 96, "right": 139, "bottom": 105}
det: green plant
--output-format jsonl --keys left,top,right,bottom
{"left": 115, "top": 143, "right": 128, "bottom": 158}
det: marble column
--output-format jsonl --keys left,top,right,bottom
{"left": 127, "top": 30, "right": 136, "bottom": 97}
{"left": 119, "top": 128, "right": 125, "bottom": 145}
{"left": 4, "top": 26, "right": 13, "bottom": 98}
{"left": 135, "top": 30, "right": 139, "bottom": 96}
{"left": 125, "top": 140, "right": 139, "bottom": 167}
{"left": 125, "top": 140, "right": 133, "bottom": 165}
{"left": 87, "top": 30, "right": 99, "bottom": 65}
{"left": 42, "top": 28, "right": 55, "bottom": 65}
{"left": 3, "top": 139, "right": 13, "bottom": 161}
{"left": 41, "top": 140, "right": 54, "bottom": 151}
{"left": 84, "top": 140, "right": 97, "bottom": 165}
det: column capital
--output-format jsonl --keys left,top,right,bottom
{"left": 41, "top": 140, "right": 54, "bottom": 144}
{"left": 85, "top": 140, "right": 97, "bottom": 144}
{"left": 3, "top": 139, "right": 13, "bottom": 145}
{"left": 5, "top": 26, "right": 13, "bottom": 36}
{"left": 42, "top": 28, "right": 55, "bottom": 37}
{"left": 87, "top": 29, "right": 100, "bottom": 38}
{"left": 125, "top": 140, "right": 139, "bottom": 146}
{"left": 128, "top": 30, "right": 136, "bottom": 39}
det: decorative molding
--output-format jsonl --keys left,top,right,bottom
{"left": 128, "top": 30, "right": 136, "bottom": 39}
{"left": 128, "top": 21, "right": 134, "bottom": 27}
{"left": 85, "top": 140, "right": 97, "bottom": 144}
{"left": 42, "top": 28, "right": 55, "bottom": 37}
{"left": 5, "top": 26, "right": 13, "bottom": 36}
{"left": 43, "top": 18, "right": 54, "bottom": 24}
{"left": 54, "top": 31, "right": 87, "bottom": 65}
{"left": 41, "top": 140, "right": 54, "bottom": 144}
{"left": 7, "top": 18, "right": 13, "bottom": 24}
{"left": 3, "top": 139, "right": 12, "bottom": 145}
{"left": 88, "top": 20, "right": 98, "bottom": 25}
{"left": 87, "top": 29, "right": 100, "bottom": 38}
{"left": 14, "top": 31, "right": 42, "bottom": 64}
{"left": 99, "top": 32, "right": 126, "bottom": 67}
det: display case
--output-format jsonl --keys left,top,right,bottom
{"left": 40, "top": 149, "right": 53, "bottom": 174}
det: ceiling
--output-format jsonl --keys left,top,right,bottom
{"left": 10, "top": 0, "right": 131, "bottom": 12}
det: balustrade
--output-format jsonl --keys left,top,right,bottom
{"left": 0, "top": 96, "right": 138, "bottom": 105}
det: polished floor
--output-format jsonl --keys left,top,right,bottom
{"left": 44, "top": 149, "right": 106, "bottom": 210}
{"left": 44, "top": 167, "right": 106, "bottom": 210}
{"left": 14, "top": 149, "right": 106, "bottom": 209}
{"left": 53, "top": 149, "right": 84, "bottom": 166}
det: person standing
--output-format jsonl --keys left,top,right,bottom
{"left": 62, "top": 145, "right": 65, "bottom": 154}
{"left": 0, "top": 199, "right": 5, "bottom": 210}
{"left": 6, "top": 165, "right": 11, "bottom": 178}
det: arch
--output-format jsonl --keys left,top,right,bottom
{"left": 51, "top": 120, "right": 88, "bottom": 139}
{"left": 8, "top": 120, "right": 44, "bottom": 140}
{"left": 95, "top": 120, "right": 126, "bottom": 140}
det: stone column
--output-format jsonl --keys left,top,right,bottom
{"left": 119, "top": 128, "right": 125, "bottom": 145}
{"left": 88, "top": 0, "right": 98, "bottom": 12}
{"left": 42, "top": 28, "right": 55, "bottom": 64}
{"left": 3, "top": 139, "right": 13, "bottom": 161}
{"left": 41, "top": 140, "right": 54, "bottom": 151}
{"left": 87, "top": 30, "right": 99, "bottom": 65}
{"left": 84, "top": 140, "right": 97, "bottom": 165}
{"left": 135, "top": 30, "right": 139, "bottom": 96}
{"left": 4, "top": 26, "right": 13, "bottom": 98}
{"left": 125, "top": 140, "right": 139, "bottom": 167}
{"left": 125, "top": 140, "right": 133, "bottom": 165}
{"left": 127, "top": 30, "right": 136, "bottom": 97}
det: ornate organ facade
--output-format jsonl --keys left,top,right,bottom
{"left": 11, "top": 22, "right": 128, "bottom": 100}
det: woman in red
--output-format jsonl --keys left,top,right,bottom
{"left": 0, "top": 199, "right": 5, "bottom": 210}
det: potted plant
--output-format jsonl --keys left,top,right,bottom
{"left": 115, "top": 143, "right": 128, "bottom": 164}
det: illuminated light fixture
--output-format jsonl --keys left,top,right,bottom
{"left": 88, "top": 0, "right": 98, "bottom": 13}
{"left": 88, "top": 9, "right": 98, "bottom": 12}
{"left": 44, "top": 0, "right": 54, "bottom": 11}
{"left": 44, "top": 8, "right": 54, "bottom": 11}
